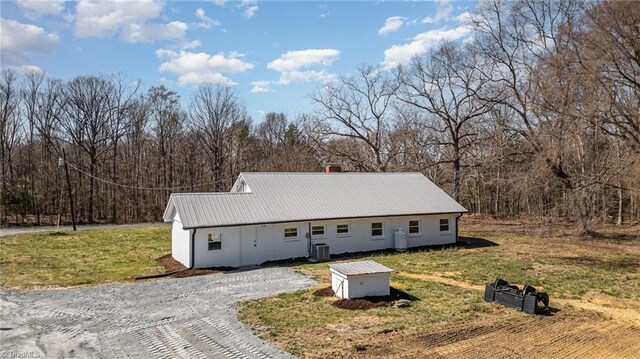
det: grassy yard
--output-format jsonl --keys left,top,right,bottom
{"left": 239, "top": 217, "right": 640, "bottom": 358}
{"left": 0, "top": 227, "right": 170, "bottom": 288}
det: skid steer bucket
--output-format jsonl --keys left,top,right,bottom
{"left": 484, "top": 278, "right": 549, "bottom": 314}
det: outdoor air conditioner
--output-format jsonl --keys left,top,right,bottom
{"left": 312, "top": 243, "right": 330, "bottom": 261}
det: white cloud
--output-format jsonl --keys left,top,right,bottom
{"left": 240, "top": 0, "right": 258, "bottom": 18}
{"left": 268, "top": 49, "right": 340, "bottom": 72}
{"left": 244, "top": 5, "right": 258, "bottom": 18}
{"left": 16, "top": 0, "right": 66, "bottom": 18}
{"left": 195, "top": 8, "right": 221, "bottom": 29}
{"left": 75, "top": 0, "right": 162, "bottom": 38}
{"left": 279, "top": 70, "right": 336, "bottom": 84}
{"left": 156, "top": 49, "right": 254, "bottom": 86}
{"left": 74, "top": 0, "right": 185, "bottom": 43}
{"left": 0, "top": 18, "right": 59, "bottom": 66}
{"left": 382, "top": 26, "right": 471, "bottom": 68}
{"left": 455, "top": 11, "right": 473, "bottom": 24}
{"left": 7, "top": 64, "right": 44, "bottom": 74}
{"left": 268, "top": 48, "right": 340, "bottom": 85}
{"left": 378, "top": 16, "right": 405, "bottom": 36}
{"left": 250, "top": 81, "right": 273, "bottom": 93}
{"left": 422, "top": 4, "right": 454, "bottom": 24}
{"left": 211, "top": 0, "right": 227, "bottom": 6}
{"left": 121, "top": 21, "right": 187, "bottom": 43}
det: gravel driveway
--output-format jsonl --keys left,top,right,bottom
{"left": 0, "top": 268, "right": 316, "bottom": 358}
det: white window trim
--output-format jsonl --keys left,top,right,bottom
{"left": 336, "top": 223, "right": 351, "bottom": 237}
{"left": 371, "top": 222, "right": 384, "bottom": 239}
{"left": 439, "top": 218, "right": 451, "bottom": 234}
{"left": 283, "top": 226, "right": 300, "bottom": 241}
{"left": 311, "top": 224, "right": 327, "bottom": 238}
{"left": 207, "top": 233, "right": 222, "bottom": 251}
{"left": 408, "top": 219, "right": 421, "bottom": 237}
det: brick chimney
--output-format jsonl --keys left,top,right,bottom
{"left": 325, "top": 164, "right": 342, "bottom": 173}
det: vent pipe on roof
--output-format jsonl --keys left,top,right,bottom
{"left": 325, "top": 164, "right": 341, "bottom": 173}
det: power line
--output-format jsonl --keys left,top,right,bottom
{"left": 65, "top": 160, "right": 235, "bottom": 191}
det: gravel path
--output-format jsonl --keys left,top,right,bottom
{"left": 0, "top": 268, "right": 316, "bottom": 358}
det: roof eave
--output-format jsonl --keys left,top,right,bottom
{"left": 180, "top": 210, "right": 467, "bottom": 230}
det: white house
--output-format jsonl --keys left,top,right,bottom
{"left": 162, "top": 170, "right": 467, "bottom": 269}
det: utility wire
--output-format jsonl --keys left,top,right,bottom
{"left": 65, "top": 161, "right": 235, "bottom": 191}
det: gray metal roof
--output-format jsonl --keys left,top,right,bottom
{"left": 329, "top": 260, "right": 393, "bottom": 276}
{"left": 163, "top": 172, "right": 467, "bottom": 229}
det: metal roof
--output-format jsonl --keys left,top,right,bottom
{"left": 329, "top": 260, "right": 393, "bottom": 276}
{"left": 163, "top": 172, "right": 467, "bottom": 229}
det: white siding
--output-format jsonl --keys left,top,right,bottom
{"left": 193, "top": 227, "right": 242, "bottom": 268}
{"left": 183, "top": 214, "right": 459, "bottom": 268}
{"left": 171, "top": 212, "right": 191, "bottom": 267}
{"left": 331, "top": 270, "right": 391, "bottom": 299}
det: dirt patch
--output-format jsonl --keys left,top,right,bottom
{"left": 312, "top": 286, "right": 335, "bottom": 297}
{"left": 157, "top": 254, "right": 186, "bottom": 272}
{"left": 398, "top": 271, "right": 484, "bottom": 291}
{"left": 360, "top": 310, "right": 640, "bottom": 358}
{"left": 330, "top": 287, "right": 415, "bottom": 310}
{"left": 155, "top": 254, "right": 221, "bottom": 278}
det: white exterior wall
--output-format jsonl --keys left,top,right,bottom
{"left": 193, "top": 226, "right": 242, "bottom": 268}
{"left": 331, "top": 270, "right": 391, "bottom": 299}
{"left": 184, "top": 213, "right": 459, "bottom": 268}
{"left": 171, "top": 212, "right": 192, "bottom": 267}
{"left": 310, "top": 214, "right": 458, "bottom": 255}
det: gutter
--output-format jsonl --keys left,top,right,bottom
{"left": 182, "top": 211, "right": 469, "bottom": 230}
{"left": 455, "top": 213, "right": 464, "bottom": 243}
{"left": 190, "top": 228, "right": 197, "bottom": 269}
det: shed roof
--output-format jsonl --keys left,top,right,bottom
{"left": 329, "top": 260, "right": 393, "bottom": 276}
{"left": 163, "top": 172, "right": 467, "bottom": 229}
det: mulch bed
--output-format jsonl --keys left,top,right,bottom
{"left": 155, "top": 254, "right": 221, "bottom": 278}
{"left": 313, "top": 286, "right": 415, "bottom": 310}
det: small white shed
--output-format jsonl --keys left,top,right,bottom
{"left": 329, "top": 260, "right": 393, "bottom": 299}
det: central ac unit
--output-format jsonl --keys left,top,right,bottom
{"left": 312, "top": 243, "right": 330, "bottom": 262}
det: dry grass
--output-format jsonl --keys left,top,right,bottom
{"left": 239, "top": 216, "right": 640, "bottom": 358}
{"left": 0, "top": 227, "right": 170, "bottom": 288}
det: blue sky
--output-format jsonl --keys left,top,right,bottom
{"left": 1, "top": 0, "right": 475, "bottom": 120}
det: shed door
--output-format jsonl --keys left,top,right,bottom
{"left": 239, "top": 227, "right": 258, "bottom": 266}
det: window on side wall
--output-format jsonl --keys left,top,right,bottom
{"left": 208, "top": 233, "right": 222, "bottom": 250}
{"left": 439, "top": 218, "right": 450, "bottom": 232}
{"left": 336, "top": 223, "right": 350, "bottom": 236}
{"left": 409, "top": 220, "right": 420, "bottom": 234}
{"left": 311, "top": 225, "right": 325, "bottom": 237}
{"left": 371, "top": 222, "right": 383, "bottom": 237}
{"left": 284, "top": 227, "right": 298, "bottom": 239}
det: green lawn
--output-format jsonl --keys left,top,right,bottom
{"left": 0, "top": 227, "right": 170, "bottom": 288}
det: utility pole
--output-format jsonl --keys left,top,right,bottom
{"left": 60, "top": 149, "right": 77, "bottom": 231}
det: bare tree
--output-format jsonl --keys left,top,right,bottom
{"left": 57, "top": 76, "right": 115, "bottom": 223}
{"left": 311, "top": 65, "right": 399, "bottom": 171}
{"left": 148, "top": 85, "right": 182, "bottom": 199}
{"left": 189, "top": 85, "right": 245, "bottom": 191}
{"left": 397, "top": 43, "right": 493, "bottom": 201}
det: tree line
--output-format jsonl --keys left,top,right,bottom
{"left": 1, "top": 0, "right": 638, "bottom": 232}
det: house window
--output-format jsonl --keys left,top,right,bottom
{"left": 311, "top": 225, "right": 325, "bottom": 237}
{"left": 371, "top": 222, "right": 383, "bottom": 237}
{"left": 439, "top": 219, "right": 450, "bottom": 232}
{"left": 409, "top": 220, "right": 420, "bottom": 234}
{"left": 208, "top": 233, "right": 222, "bottom": 250}
{"left": 336, "top": 224, "right": 350, "bottom": 236}
{"left": 284, "top": 227, "right": 298, "bottom": 239}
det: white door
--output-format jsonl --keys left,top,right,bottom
{"left": 239, "top": 227, "right": 258, "bottom": 266}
